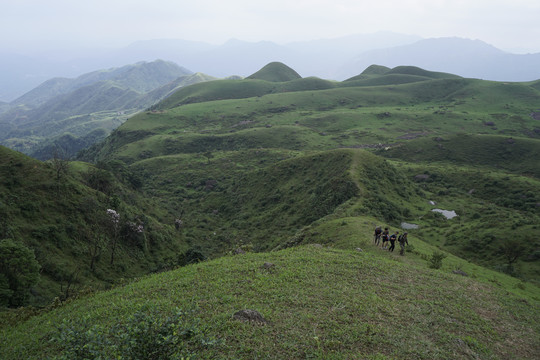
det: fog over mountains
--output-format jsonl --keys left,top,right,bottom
{"left": 2, "top": 32, "right": 540, "bottom": 102}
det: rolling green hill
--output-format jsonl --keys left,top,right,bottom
{"left": 2, "top": 230, "right": 539, "bottom": 359}
{"left": 2, "top": 63, "right": 540, "bottom": 359}
{"left": 81, "top": 62, "right": 540, "bottom": 282}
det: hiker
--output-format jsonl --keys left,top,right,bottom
{"left": 389, "top": 231, "right": 398, "bottom": 252}
{"left": 398, "top": 232, "right": 409, "bottom": 255}
{"left": 381, "top": 227, "right": 389, "bottom": 249}
{"left": 374, "top": 226, "right": 382, "bottom": 246}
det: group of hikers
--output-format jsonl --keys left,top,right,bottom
{"left": 373, "top": 226, "right": 408, "bottom": 255}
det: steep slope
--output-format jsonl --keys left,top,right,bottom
{"left": 0, "top": 145, "right": 187, "bottom": 306}
{"left": 126, "top": 149, "right": 418, "bottom": 255}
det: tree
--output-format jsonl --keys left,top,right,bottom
{"left": 499, "top": 238, "right": 526, "bottom": 275}
{"left": 0, "top": 239, "right": 40, "bottom": 307}
{"left": 203, "top": 151, "right": 214, "bottom": 164}
{"left": 107, "top": 209, "right": 120, "bottom": 265}
{"left": 86, "top": 229, "right": 105, "bottom": 272}
{"left": 49, "top": 148, "right": 70, "bottom": 181}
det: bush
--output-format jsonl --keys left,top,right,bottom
{"left": 428, "top": 251, "right": 447, "bottom": 269}
{"left": 50, "top": 304, "right": 218, "bottom": 359}
{"left": 405, "top": 244, "right": 415, "bottom": 253}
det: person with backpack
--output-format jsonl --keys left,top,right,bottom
{"left": 381, "top": 227, "right": 389, "bottom": 249}
{"left": 373, "top": 226, "right": 382, "bottom": 246}
{"left": 389, "top": 231, "right": 398, "bottom": 252}
{"left": 398, "top": 232, "right": 409, "bottom": 255}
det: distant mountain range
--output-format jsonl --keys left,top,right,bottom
{"left": 337, "top": 37, "right": 540, "bottom": 81}
{"left": 0, "top": 60, "right": 215, "bottom": 159}
{"left": 3, "top": 32, "right": 540, "bottom": 102}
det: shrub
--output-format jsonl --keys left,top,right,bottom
{"left": 50, "top": 304, "right": 218, "bottom": 359}
{"left": 428, "top": 251, "right": 447, "bottom": 269}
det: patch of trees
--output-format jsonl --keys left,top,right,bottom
{"left": 0, "top": 239, "right": 40, "bottom": 307}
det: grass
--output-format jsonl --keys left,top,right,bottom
{"left": 2, "top": 232, "right": 538, "bottom": 359}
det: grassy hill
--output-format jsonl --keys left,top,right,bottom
{"left": 80, "top": 63, "right": 540, "bottom": 282}
{"left": 246, "top": 61, "right": 302, "bottom": 82}
{"left": 2, "top": 63, "right": 540, "bottom": 358}
{"left": 2, "top": 228, "right": 538, "bottom": 359}
{"left": 11, "top": 60, "right": 190, "bottom": 108}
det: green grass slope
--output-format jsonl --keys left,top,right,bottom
{"left": 127, "top": 149, "right": 418, "bottom": 255}
{"left": 381, "top": 134, "right": 540, "bottom": 178}
{"left": 345, "top": 64, "right": 461, "bottom": 82}
{"left": 2, "top": 234, "right": 538, "bottom": 359}
{"left": 87, "top": 74, "right": 540, "bottom": 166}
{"left": 387, "top": 65, "right": 462, "bottom": 79}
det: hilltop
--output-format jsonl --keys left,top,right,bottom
{"left": 246, "top": 61, "right": 302, "bottom": 82}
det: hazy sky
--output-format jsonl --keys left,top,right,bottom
{"left": 2, "top": 0, "right": 540, "bottom": 53}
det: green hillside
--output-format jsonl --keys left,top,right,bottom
{"left": 381, "top": 134, "right": 540, "bottom": 178}
{"left": 81, "top": 63, "right": 540, "bottom": 282}
{"left": 0, "top": 145, "right": 187, "bottom": 306}
{"left": 2, "top": 234, "right": 539, "bottom": 359}
{"left": 11, "top": 60, "right": 190, "bottom": 107}
{"left": 2, "top": 63, "right": 540, "bottom": 359}
{"left": 345, "top": 64, "right": 460, "bottom": 82}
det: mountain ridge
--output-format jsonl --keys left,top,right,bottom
{"left": 0, "top": 61, "right": 215, "bottom": 160}
{"left": 3, "top": 34, "right": 540, "bottom": 102}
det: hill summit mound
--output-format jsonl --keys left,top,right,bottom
{"left": 361, "top": 64, "right": 391, "bottom": 75}
{"left": 247, "top": 62, "right": 302, "bottom": 82}
{"left": 346, "top": 64, "right": 462, "bottom": 81}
